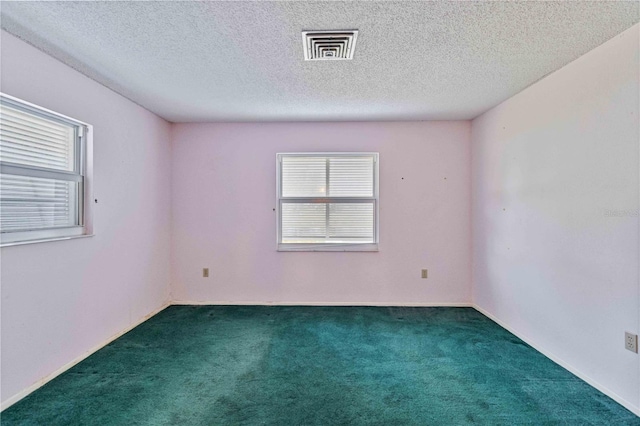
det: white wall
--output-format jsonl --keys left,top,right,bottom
{"left": 471, "top": 24, "right": 639, "bottom": 413}
{"left": 0, "top": 31, "right": 172, "bottom": 406}
{"left": 171, "top": 121, "right": 471, "bottom": 305}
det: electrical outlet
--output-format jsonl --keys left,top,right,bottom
{"left": 203, "top": 268, "right": 209, "bottom": 278}
{"left": 625, "top": 332, "right": 637, "bottom": 353}
{"left": 421, "top": 269, "right": 428, "bottom": 279}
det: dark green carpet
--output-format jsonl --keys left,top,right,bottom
{"left": 2, "top": 306, "right": 638, "bottom": 425}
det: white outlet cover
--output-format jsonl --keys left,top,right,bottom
{"left": 625, "top": 332, "right": 638, "bottom": 353}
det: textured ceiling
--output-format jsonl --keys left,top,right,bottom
{"left": 1, "top": 1, "right": 638, "bottom": 122}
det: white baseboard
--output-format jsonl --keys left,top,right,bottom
{"left": 1, "top": 301, "right": 170, "bottom": 411}
{"left": 171, "top": 300, "right": 473, "bottom": 307}
{"left": 472, "top": 304, "right": 640, "bottom": 417}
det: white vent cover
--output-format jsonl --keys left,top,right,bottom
{"left": 302, "top": 30, "right": 358, "bottom": 61}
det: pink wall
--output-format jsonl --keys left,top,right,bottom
{"left": 0, "top": 32, "right": 172, "bottom": 405}
{"left": 5, "top": 17, "right": 636, "bottom": 414}
{"left": 471, "top": 24, "right": 639, "bottom": 413}
{"left": 171, "top": 121, "right": 471, "bottom": 305}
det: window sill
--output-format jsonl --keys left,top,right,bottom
{"left": 0, "top": 233, "right": 94, "bottom": 248}
{"left": 278, "top": 243, "right": 378, "bottom": 252}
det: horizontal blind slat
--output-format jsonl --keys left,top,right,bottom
{"left": 329, "top": 203, "right": 374, "bottom": 239}
{"left": 0, "top": 104, "right": 75, "bottom": 172}
{"left": 1, "top": 145, "right": 70, "bottom": 164}
{"left": 279, "top": 153, "right": 376, "bottom": 245}
{"left": 281, "top": 157, "right": 327, "bottom": 197}
{"left": 281, "top": 203, "right": 326, "bottom": 240}
{"left": 329, "top": 157, "right": 374, "bottom": 197}
{"left": 2, "top": 120, "right": 71, "bottom": 143}
{"left": 1, "top": 108, "right": 71, "bottom": 135}
{"left": 1, "top": 132, "right": 73, "bottom": 155}
{"left": 0, "top": 174, "right": 77, "bottom": 232}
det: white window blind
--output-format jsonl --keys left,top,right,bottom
{"left": 277, "top": 153, "right": 379, "bottom": 251}
{"left": 1, "top": 105, "right": 76, "bottom": 171}
{"left": 0, "top": 94, "right": 89, "bottom": 245}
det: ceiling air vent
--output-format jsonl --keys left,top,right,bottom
{"left": 302, "top": 30, "right": 358, "bottom": 61}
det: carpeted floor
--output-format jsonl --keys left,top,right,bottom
{"left": 2, "top": 306, "right": 638, "bottom": 425}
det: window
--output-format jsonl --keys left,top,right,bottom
{"left": 276, "top": 152, "right": 379, "bottom": 251}
{"left": 0, "top": 94, "right": 92, "bottom": 246}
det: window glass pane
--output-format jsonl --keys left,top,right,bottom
{"left": 0, "top": 104, "right": 76, "bottom": 171}
{"left": 0, "top": 174, "right": 78, "bottom": 232}
{"left": 281, "top": 156, "right": 326, "bottom": 197}
{"left": 281, "top": 203, "right": 326, "bottom": 243}
{"left": 329, "top": 203, "right": 374, "bottom": 241}
{"left": 278, "top": 153, "right": 378, "bottom": 248}
{"left": 329, "top": 157, "right": 373, "bottom": 197}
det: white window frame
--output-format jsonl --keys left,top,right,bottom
{"left": 0, "top": 93, "right": 93, "bottom": 247}
{"left": 276, "top": 152, "right": 379, "bottom": 252}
